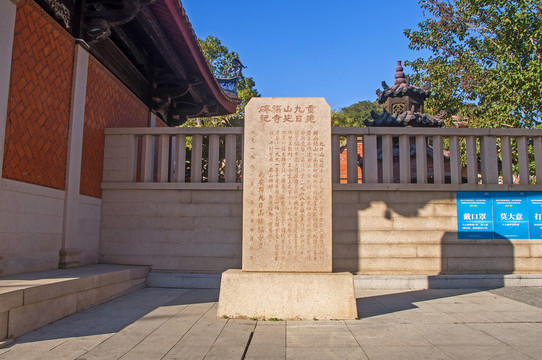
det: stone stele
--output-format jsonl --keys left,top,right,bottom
{"left": 242, "top": 97, "right": 332, "bottom": 272}
{"left": 217, "top": 98, "right": 357, "bottom": 320}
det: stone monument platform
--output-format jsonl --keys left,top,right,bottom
{"left": 217, "top": 270, "right": 357, "bottom": 320}
{"left": 217, "top": 97, "right": 357, "bottom": 320}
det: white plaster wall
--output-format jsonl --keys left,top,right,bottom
{"left": 0, "top": 180, "right": 101, "bottom": 275}
{"left": 76, "top": 195, "right": 101, "bottom": 265}
{"left": 0, "top": 179, "right": 64, "bottom": 275}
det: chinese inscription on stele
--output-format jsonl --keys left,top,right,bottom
{"left": 243, "top": 98, "right": 332, "bottom": 272}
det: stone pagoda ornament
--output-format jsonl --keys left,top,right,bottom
{"left": 366, "top": 61, "right": 445, "bottom": 127}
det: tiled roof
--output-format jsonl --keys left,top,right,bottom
{"left": 366, "top": 110, "right": 443, "bottom": 127}
{"left": 149, "top": 0, "right": 240, "bottom": 115}
{"left": 375, "top": 61, "right": 431, "bottom": 104}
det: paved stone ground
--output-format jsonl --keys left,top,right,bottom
{"left": 1, "top": 287, "right": 542, "bottom": 359}
{"left": 490, "top": 287, "right": 542, "bottom": 309}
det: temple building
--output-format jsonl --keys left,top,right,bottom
{"left": 0, "top": 0, "right": 239, "bottom": 276}
{"left": 366, "top": 61, "right": 444, "bottom": 128}
{"left": 360, "top": 61, "right": 451, "bottom": 183}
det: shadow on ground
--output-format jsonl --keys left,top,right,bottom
{"left": 356, "top": 288, "right": 482, "bottom": 318}
{"left": 8, "top": 288, "right": 220, "bottom": 346}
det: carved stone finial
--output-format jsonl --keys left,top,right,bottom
{"left": 394, "top": 60, "right": 405, "bottom": 85}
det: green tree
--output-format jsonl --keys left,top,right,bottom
{"left": 404, "top": 0, "right": 542, "bottom": 128}
{"left": 184, "top": 36, "right": 259, "bottom": 127}
{"left": 331, "top": 101, "right": 382, "bottom": 127}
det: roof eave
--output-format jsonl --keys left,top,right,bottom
{"left": 154, "top": 0, "right": 241, "bottom": 116}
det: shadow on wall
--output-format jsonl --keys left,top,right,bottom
{"left": 428, "top": 232, "right": 514, "bottom": 289}
{"left": 332, "top": 191, "right": 515, "bottom": 289}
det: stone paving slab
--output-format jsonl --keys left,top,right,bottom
{"left": 1, "top": 287, "right": 542, "bottom": 359}
{"left": 490, "top": 287, "right": 542, "bottom": 309}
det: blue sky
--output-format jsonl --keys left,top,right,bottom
{"left": 182, "top": 1, "right": 430, "bottom": 111}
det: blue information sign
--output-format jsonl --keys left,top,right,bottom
{"left": 491, "top": 192, "right": 529, "bottom": 239}
{"left": 457, "top": 192, "right": 493, "bottom": 239}
{"left": 528, "top": 192, "right": 542, "bottom": 239}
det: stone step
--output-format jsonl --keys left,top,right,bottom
{"left": 147, "top": 271, "right": 542, "bottom": 290}
{"left": 147, "top": 271, "right": 221, "bottom": 289}
{"left": 0, "top": 264, "right": 149, "bottom": 340}
{"left": 354, "top": 274, "right": 542, "bottom": 289}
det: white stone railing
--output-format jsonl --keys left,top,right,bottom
{"left": 103, "top": 127, "right": 243, "bottom": 189}
{"left": 332, "top": 127, "right": 542, "bottom": 190}
{"left": 103, "top": 127, "right": 542, "bottom": 191}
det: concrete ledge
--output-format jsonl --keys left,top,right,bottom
{"left": 217, "top": 270, "right": 357, "bottom": 320}
{"left": 0, "top": 264, "right": 149, "bottom": 340}
{"left": 101, "top": 182, "right": 242, "bottom": 191}
{"left": 354, "top": 274, "right": 542, "bottom": 289}
{"left": 147, "top": 272, "right": 542, "bottom": 290}
{"left": 147, "top": 272, "right": 221, "bottom": 289}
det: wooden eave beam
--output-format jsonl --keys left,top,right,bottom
{"left": 89, "top": 37, "right": 151, "bottom": 104}
{"left": 136, "top": 6, "right": 204, "bottom": 104}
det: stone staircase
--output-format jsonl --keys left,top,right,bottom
{"left": 0, "top": 264, "right": 148, "bottom": 343}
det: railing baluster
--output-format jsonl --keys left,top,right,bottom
{"left": 225, "top": 134, "right": 237, "bottom": 183}
{"left": 191, "top": 135, "right": 203, "bottom": 183}
{"left": 449, "top": 136, "right": 461, "bottom": 184}
{"left": 382, "top": 135, "right": 393, "bottom": 183}
{"left": 331, "top": 135, "right": 340, "bottom": 183}
{"left": 500, "top": 136, "right": 513, "bottom": 184}
{"left": 399, "top": 135, "right": 410, "bottom": 183}
{"left": 174, "top": 135, "right": 186, "bottom": 183}
{"left": 157, "top": 134, "right": 169, "bottom": 182}
{"left": 169, "top": 136, "right": 175, "bottom": 181}
{"left": 126, "top": 134, "right": 136, "bottom": 182}
{"left": 141, "top": 134, "right": 153, "bottom": 182}
{"left": 363, "top": 134, "right": 378, "bottom": 183}
{"left": 466, "top": 136, "right": 477, "bottom": 184}
{"left": 346, "top": 135, "right": 358, "bottom": 183}
{"left": 534, "top": 137, "right": 542, "bottom": 185}
{"left": 517, "top": 136, "right": 529, "bottom": 184}
{"left": 433, "top": 135, "right": 444, "bottom": 184}
{"left": 208, "top": 134, "right": 220, "bottom": 183}
{"left": 480, "top": 135, "right": 498, "bottom": 184}
{"left": 416, "top": 135, "right": 427, "bottom": 184}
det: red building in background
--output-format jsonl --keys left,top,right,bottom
{"left": 0, "top": 0, "right": 239, "bottom": 276}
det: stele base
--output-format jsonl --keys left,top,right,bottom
{"left": 217, "top": 269, "right": 357, "bottom": 320}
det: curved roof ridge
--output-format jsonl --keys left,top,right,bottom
{"left": 376, "top": 61, "right": 431, "bottom": 105}
{"left": 154, "top": 0, "right": 240, "bottom": 113}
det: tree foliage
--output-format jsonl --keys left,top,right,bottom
{"left": 404, "top": 0, "right": 542, "bottom": 128}
{"left": 331, "top": 101, "right": 382, "bottom": 127}
{"left": 184, "top": 36, "right": 259, "bottom": 127}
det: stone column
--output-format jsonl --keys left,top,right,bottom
{"left": 0, "top": 0, "right": 19, "bottom": 179}
{"left": 59, "top": 44, "right": 89, "bottom": 268}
